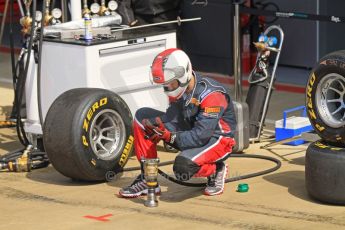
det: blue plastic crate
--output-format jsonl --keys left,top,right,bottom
{"left": 275, "top": 106, "right": 313, "bottom": 146}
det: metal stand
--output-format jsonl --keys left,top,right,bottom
{"left": 233, "top": 2, "right": 284, "bottom": 142}
{"left": 142, "top": 158, "right": 160, "bottom": 208}
{"left": 61, "top": 0, "right": 68, "bottom": 23}
{"left": 0, "top": 0, "right": 9, "bottom": 47}
{"left": 110, "top": 17, "right": 201, "bottom": 32}
{"left": 17, "top": 0, "right": 24, "bottom": 17}
{"left": 0, "top": 0, "right": 24, "bottom": 47}
{"left": 233, "top": 0, "right": 242, "bottom": 102}
{"left": 249, "top": 25, "right": 284, "bottom": 142}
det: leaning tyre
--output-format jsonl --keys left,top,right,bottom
{"left": 305, "top": 141, "right": 345, "bottom": 204}
{"left": 306, "top": 50, "right": 345, "bottom": 146}
{"left": 43, "top": 88, "right": 133, "bottom": 181}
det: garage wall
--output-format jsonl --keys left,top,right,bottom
{"left": 178, "top": 0, "right": 234, "bottom": 75}
{"left": 259, "top": 0, "right": 345, "bottom": 68}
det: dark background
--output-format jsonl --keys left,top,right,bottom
{"left": 2, "top": 0, "right": 345, "bottom": 75}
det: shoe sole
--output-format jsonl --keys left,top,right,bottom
{"left": 204, "top": 164, "right": 228, "bottom": 196}
{"left": 119, "top": 188, "right": 161, "bottom": 198}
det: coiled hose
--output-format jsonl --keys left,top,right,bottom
{"left": 121, "top": 153, "right": 281, "bottom": 187}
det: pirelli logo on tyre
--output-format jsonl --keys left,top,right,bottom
{"left": 306, "top": 73, "right": 325, "bottom": 132}
{"left": 320, "top": 59, "right": 345, "bottom": 70}
{"left": 306, "top": 73, "right": 316, "bottom": 119}
{"left": 119, "top": 135, "right": 134, "bottom": 167}
{"left": 82, "top": 97, "right": 108, "bottom": 147}
{"left": 315, "top": 141, "right": 342, "bottom": 151}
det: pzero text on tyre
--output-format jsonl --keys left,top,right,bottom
{"left": 306, "top": 50, "right": 345, "bottom": 146}
{"left": 305, "top": 141, "right": 345, "bottom": 204}
{"left": 43, "top": 88, "right": 133, "bottom": 181}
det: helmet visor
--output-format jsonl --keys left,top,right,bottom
{"left": 164, "top": 66, "right": 185, "bottom": 83}
{"left": 150, "top": 66, "right": 186, "bottom": 85}
{"left": 163, "top": 79, "right": 180, "bottom": 92}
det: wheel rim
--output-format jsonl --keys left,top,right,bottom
{"left": 316, "top": 73, "right": 345, "bottom": 128}
{"left": 89, "top": 109, "right": 126, "bottom": 160}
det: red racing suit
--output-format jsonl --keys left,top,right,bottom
{"left": 133, "top": 73, "right": 237, "bottom": 180}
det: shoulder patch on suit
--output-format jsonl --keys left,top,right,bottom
{"left": 202, "top": 106, "right": 221, "bottom": 118}
{"left": 205, "top": 106, "right": 221, "bottom": 113}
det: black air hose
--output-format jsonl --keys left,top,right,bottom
{"left": 121, "top": 153, "right": 281, "bottom": 187}
{"left": 13, "top": 0, "right": 38, "bottom": 146}
{"left": 0, "top": 148, "right": 25, "bottom": 163}
{"left": 9, "top": 0, "right": 26, "bottom": 145}
{"left": 37, "top": 0, "right": 46, "bottom": 127}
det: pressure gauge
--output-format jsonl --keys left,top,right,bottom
{"left": 20, "top": 16, "right": 32, "bottom": 27}
{"left": 35, "top": 11, "right": 42, "bottom": 22}
{"left": 90, "top": 3, "right": 100, "bottom": 14}
{"left": 51, "top": 18, "right": 61, "bottom": 25}
{"left": 19, "top": 17, "right": 25, "bottom": 26}
{"left": 108, "top": 1, "right": 118, "bottom": 11}
{"left": 52, "top": 8, "right": 62, "bottom": 19}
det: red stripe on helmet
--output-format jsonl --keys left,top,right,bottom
{"left": 151, "top": 48, "right": 179, "bottom": 84}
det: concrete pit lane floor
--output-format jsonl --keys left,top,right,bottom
{"left": 1, "top": 71, "right": 345, "bottom": 230}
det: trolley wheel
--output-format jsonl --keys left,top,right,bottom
{"left": 43, "top": 88, "right": 133, "bottom": 181}
{"left": 305, "top": 140, "right": 345, "bottom": 204}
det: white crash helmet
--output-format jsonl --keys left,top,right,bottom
{"left": 150, "top": 48, "right": 192, "bottom": 101}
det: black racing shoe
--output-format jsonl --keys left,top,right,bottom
{"left": 204, "top": 162, "right": 228, "bottom": 196}
{"left": 119, "top": 174, "right": 161, "bottom": 198}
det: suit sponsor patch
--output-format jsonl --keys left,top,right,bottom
{"left": 203, "top": 106, "right": 221, "bottom": 118}
{"left": 205, "top": 107, "right": 221, "bottom": 113}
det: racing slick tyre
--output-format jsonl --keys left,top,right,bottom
{"left": 306, "top": 50, "right": 345, "bottom": 147}
{"left": 305, "top": 140, "right": 345, "bottom": 204}
{"left": 43, "top": 88, "right": 133, "bottom": 181}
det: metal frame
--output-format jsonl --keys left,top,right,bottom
{"left": 233, "top": 1, "right": 284, "bottom": 142}
{"left": 250, "top": 25, "right": 284, "bottom": 142}
{"left": 0, "top": 0, "right": 25, "bottom": 46}
{"left": 0, "top": 0, "right": 9, "bottom": 46}
{"left": 233, "top": 1, "right": 242, "bottom": 102}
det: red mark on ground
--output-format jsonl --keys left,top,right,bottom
{"left": 83, "top": 214, "right": 113, "bottom": 222}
